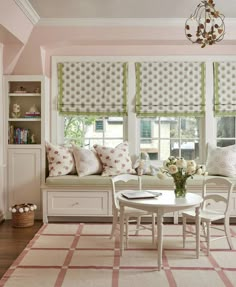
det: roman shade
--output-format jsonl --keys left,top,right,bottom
{"left": 135, "top": 62, "right": 205, "bottom": 117}
{"left": 214, "top": 62, "right": 236, "bottom": 116}
{"left": 57, "top": 62, "right": 128, "bottom": 116}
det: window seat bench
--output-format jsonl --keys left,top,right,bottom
{"left": 41, "top": 175, "right": 236, "bottom": 223}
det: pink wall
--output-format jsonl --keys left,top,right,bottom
{"left": 0, "top": 0, "right": 34, "bottom": 44}
{"left": 0, "top": 0, "right": 34, "bottom": 74}
{"left": 11, "top": 25, "right": 236, "bottom": 77}
{"left": 0, "top": 1, "right": 236, "bottom": 76}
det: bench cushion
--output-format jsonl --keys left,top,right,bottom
{"left": 45, "top": 174, "right": 236, "bottom": 190}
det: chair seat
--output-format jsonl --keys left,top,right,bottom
{"left": 183, "top": 209, "right": 225, "bottom": 222}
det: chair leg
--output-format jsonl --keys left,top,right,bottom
{"left": 110, "top": 211, "right": 118, "bottom": 239}
{"left": 224, "top": 217, "right": 234, "bottom": 250}
{"left": 135, "top": 216, "right": 141, "bottom": 235}
{"left": 151, "top": 214, "right": 155, "bottom": 245}
{"left": 206, "top": 221, "right": 211, "bottom": 256}
{"left": 183, "top": 215, "right": 186, "bottom": 248}
{"left": 125, "top": 216, "right": 129, "bottom": 249}
{"left": 202, "top": 221, "right": 207, "bottom": 239}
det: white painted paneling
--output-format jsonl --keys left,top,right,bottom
{"left": 8, "top": 148, "right": 41, "bottom": 215}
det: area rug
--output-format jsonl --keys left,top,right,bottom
{"left": 0, "top": 223, "right": 236, "bottom": 287}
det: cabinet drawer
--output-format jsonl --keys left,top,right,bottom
{"left": 47, "top": 191, "right": 109, "bottom": 215}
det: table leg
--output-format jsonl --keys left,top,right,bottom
{"left": 195, "top": 206, "right": 200, "bottom": 259}
{"left": 157, "top": 212, "right": 163, "bottom": 271}
{"left": 120, "top": 204, "right": 124, "bottom": 256}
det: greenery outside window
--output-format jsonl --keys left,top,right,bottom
{"left": 64, "top": 116, "right": 124, "bottom": 148}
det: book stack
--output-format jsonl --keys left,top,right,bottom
{"left": 24, "top": 111, "right": 41, "bottom": 118}
{"left": 13, "top": 127, "right": 30, "bottom": 144}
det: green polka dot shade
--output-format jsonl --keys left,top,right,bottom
{"left": 57, "top": 62, "right": 128, "bottom": 116}
{"left": 135, "top": 62, "right": 205, "bottom": 117}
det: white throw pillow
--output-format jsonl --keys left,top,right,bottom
{"left": 206, "top": 144, "right": 236, "bottom": 177}
{"left": 94, "top": 142, "right": 135, "bottom": 176}
{"left": 46, "top": 142, "right": 76, "bottom": 177}
{"left": 72, "top": 145, "right": 102, "bottom": 177}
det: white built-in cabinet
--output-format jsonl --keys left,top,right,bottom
{"left": 5, "top": 75, "right": 48, "bottom": 219}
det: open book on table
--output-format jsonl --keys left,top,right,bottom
{"left": 121, "top": 190, "right": 162, "bottom": 200}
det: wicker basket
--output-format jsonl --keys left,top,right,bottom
{"left": 11, "top": 203, "right": 36, "bottom": 228}
{"left": 12, "top": 210, "right": 35, "bottom": 228}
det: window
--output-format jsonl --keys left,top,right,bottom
{"left": 95, "top": 120, "right": 104, "bottom": 132}
{"left": 140, "top": 119, "right": 152, "bottom": 144}
{"left": 64, "top": 116, "right": 124, "bottom": 148}
{"left": 140, "top": 117, "right": 200, "bottom": 161}
{"left": 214, "top": 62, "right": 236, "bottom": 147}
{"left": 52, "top": 57, "right": 236, "bottom": 164}
{"left": 217, "top": 117, "right": 236, "bottom": 147}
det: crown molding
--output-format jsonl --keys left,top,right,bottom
{"left": 37, "top": 18, "right": 188, "bottom": 27}
{"left": 37, "top": 17, "right": 236, "bottom": 27}
{"left": 14, "top": 0, "right": 40, "bottom": 25}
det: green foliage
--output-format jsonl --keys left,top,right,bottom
{"left": 64, "top": 116, "right": 97, "bottom": 146}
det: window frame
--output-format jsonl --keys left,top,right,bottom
{"left": 139, "top": 117, "right": 203, "bottom": 162}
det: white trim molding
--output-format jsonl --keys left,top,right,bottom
{"left": 14, "top": 0, "right": 40, "bottom": 25}
{"left": 37, "top": 17, "right": 236, "bottom": 28}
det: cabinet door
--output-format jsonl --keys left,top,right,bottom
{"left": 8, "top": 149, "right": 41, "bottom": 217}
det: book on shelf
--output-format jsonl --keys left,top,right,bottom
{"left": 24, "top": 112, "right": 41, "bottom": 118}
{"left": 9, "top": 125, "right": 33, "bottom": 144}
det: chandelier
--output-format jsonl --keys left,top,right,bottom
{"left": 185, "top": 0, "right": 225, "bottom": 48}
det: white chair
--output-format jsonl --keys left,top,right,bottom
{"left": 110, "top": 174, "right": 156, "bottom": 247}
{"left": 182, "top": 177, "right": 234, "bottom": 255}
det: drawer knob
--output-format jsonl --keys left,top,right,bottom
{"left": 72, "top": 202, "right": 79, "bottom": 207}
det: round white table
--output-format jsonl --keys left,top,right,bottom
{"left": 117, "top": 190, "right": 203, "bottom": 271}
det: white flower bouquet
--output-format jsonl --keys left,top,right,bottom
{"left": 157, "top": 156, "right": 206, "bottom": 197}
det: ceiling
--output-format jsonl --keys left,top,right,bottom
{"left": 27, "top": 0, "right": 236, "bottom": 19}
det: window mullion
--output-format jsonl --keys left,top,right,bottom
{"left": 205, "top": 61, "right": 215, "bottom": 144}
{"left": 102, "top": 117, "right": 105, "bottom": 145}
{"left": 127, "top": 61, "right": 138, "bottom": 161}
{"left": 158, "top": 117, "right": 161, "bottom": 160}
{"left": 178, "top": 118, "right": 181, "bottom": 158}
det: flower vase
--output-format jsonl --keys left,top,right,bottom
{"left": 174, "top": 182, "right": 187, "bottom": 198}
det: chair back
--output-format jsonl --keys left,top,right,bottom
{"left": 110, "top": 174, "right": 142, "bottom": 210}
{"left": 202, "top": 177, "right": 234, "bottom": 216}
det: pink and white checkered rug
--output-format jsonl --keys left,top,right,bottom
{"left": 0, "top": 223, "right": 236, "bottom": 287}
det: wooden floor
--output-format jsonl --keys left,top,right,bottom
{"left": 0, "top": 220, "right": 43, "bottom": 279}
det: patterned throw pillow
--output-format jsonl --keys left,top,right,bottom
{"left": 94, "top": 142, "right": 135, "bottom": 176}
{"left": 206, "top": 144, "right": 236, "bottom": 177}
{"left": 72, "top": 145, "right": 102, "bottom": 177}
{"left": 46, "top": 142, "right": 76, "bottom": 177}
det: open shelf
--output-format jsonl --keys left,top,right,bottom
{"left": 7, "top": 79, "right": 42, "bottom": 145}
